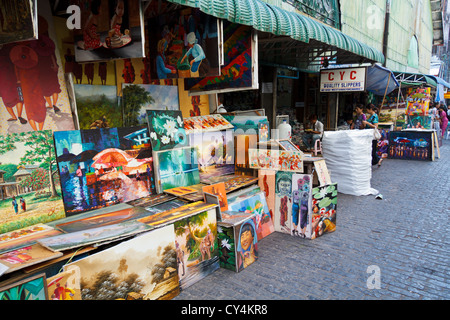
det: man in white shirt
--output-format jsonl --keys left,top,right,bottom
{"left": 214, "top": 93, "right": 227, "bottom": 113}
{"left": 302, "top": 114, "right": 324, "bottom": 151}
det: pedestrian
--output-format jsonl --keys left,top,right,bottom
{"left": 438, "top": 105, "right": 448, "bottom": 138}
{"left": 11, "top": 196, "right": 18, "bottom": 214}
{"left": 20, "top": 197, "right": 26, "bottom": 212}
{"left": 302, "top": 114, "right": 324, "bottom": 152}
{"left": 354, "top": 104, "right": 366, "bottom": 130}
{"left": 430, "top": 102, "right": 439, "bottom": 129}
{"left": 363, "top": 104, "right": 383, "bottom": 167}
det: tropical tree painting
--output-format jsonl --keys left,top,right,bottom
{"left": 174, "top": 209, "right": 219, "bottom": 290}
{"left": 0, "top": 273, "right": 48, "bottom": 300}
{"left": 311, "top": 183, "right": 337, "bottom": 240}
{"left": 0, "top": 130, "right": 65, "bottom": 234}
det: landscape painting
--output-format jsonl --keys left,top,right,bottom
{"left": 54, "top": 126, "right": 156, "bottom": 216}
{"left": 174, "top": 209, "right": 219, "bottom": 290}
{"left": 0, "top": 130, "right": 65, "bottom": 234}
{"left": 122, "top": 84, "right": 179, "bottom": 127}
{"left": 64, "top": 225, "right": 180, "bottom": 300}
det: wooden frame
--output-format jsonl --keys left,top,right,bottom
{"left": 277, "top": 139, "right": 301, "bottom": 152}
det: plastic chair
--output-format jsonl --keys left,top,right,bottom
{"left": 314, "top": 139, "right": 322, "bottom": 156}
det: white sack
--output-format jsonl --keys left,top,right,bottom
{"left": 322, "top": 129, "right": 378, "bottom": 196}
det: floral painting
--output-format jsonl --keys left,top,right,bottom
{"left": 311, "top": 183, "right": 337, "bottom": 240}
{"left": 146, "top": 110, "right": 188, "bottom": 151}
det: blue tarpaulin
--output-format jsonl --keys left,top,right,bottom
{"left": 428, "top": 75, "right": 450, "bottom": 103}
{"left": 366, "top": 64, "right": 399, "bottom": 96}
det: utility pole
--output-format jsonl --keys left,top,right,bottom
{"left": 382, "top": 0, "right": 391, "bottom": 67}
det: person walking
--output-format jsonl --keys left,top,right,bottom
{"left": 438, "top": 105, "right": 448, "bottom": 139}
{"left": 363, "top": 104, "right": 383, "bottom": 167}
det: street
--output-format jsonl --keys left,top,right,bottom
{"left": 175, "top": 140, "right": 450, "bottom": 300}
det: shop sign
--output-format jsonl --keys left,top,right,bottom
{"left": 320, "top": 67, "right": 367, "bottom": 92}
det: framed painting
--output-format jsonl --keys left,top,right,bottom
{"left": 277, "top": 139, "right": 300, "bottom": 152}
{"left": 0, "top": 130, "right": 66, "bottom": 234}
{"left": 0, "top": 273, "right": 48, "bottom": 300}
{"left": 72, "top": 0, "right": 145, "bottom": 63}
{"left": 291, "top": 174, "right": 313, "bottom": 238}
{"left": 153, "top": 146, "right": 200, "bottom": 194}
{"left": 54, "top": 126, "right": 156, "bottom": 216}
{"left": 311, "top": 183, "right": 337, "bottom": 240}
{"left": 122, "top": 84, "right": 180, "bottom": 127}
{"left": 146, "top": 110, "right": 188, "bottom": 151}
{"left": 64, "top": 225, "right": 180, "bottom": 300}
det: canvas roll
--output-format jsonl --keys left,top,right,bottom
{"left": 322, "top": 130, "right": 378, "bottom": 196}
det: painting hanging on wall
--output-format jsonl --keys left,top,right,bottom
{"left": 0, "top": 0, "right": 75, "bottom": 135}
{"left": 274, "top": 171, "right": 293, "bottom": 234}
{"left": 0, "top": 0, "right": 37, "bottom": 45}
{"left": 0, "top": 130, "right": 65, "bottom": 235}
{"left": 72, "top": 0, "right": 145, "bottom": 63}
{"left": 190, "top": 130, "right": 235, "bottom": 181}
{"left": 73, "top": 84, "right": 122, "bottom": 129}
{"left": 122, "top": 83, "right": 180, "bottom": 127}
{"left": 153, "top": 146, "right": 200, "bottom": 193}
{"left": 0, "top": 273, "right": 48, "bottom": 300}
{"left": 174, "top": 209, "right": 219, "bottom": 290}
{"left": 291, "top": 174, "right": 313, "bottom": 238}
{"left": 54, "top": 126, "right": 156, "bottom": 216}
{"left": 387, "top": 130, "right": 434, "bottom": 161}
{"left": 146, "top": 110, "right": 188, "bottom": 152}
{"left": 64, "top": 225, "right": 180, "bottom": 300}
{"left": 311, "top": 183, "right": 337, "bottom": 239}
{"left": 147, "top": 6, "right": 220, "bottom": 79}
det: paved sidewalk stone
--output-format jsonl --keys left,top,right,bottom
{"left": 175, "top": 140, "right": 450, "bottom": 300}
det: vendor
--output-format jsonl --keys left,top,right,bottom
{"left": 302, "top": 114, "right": 324, "bottom": 152}
{"left": 214, "top": 93, "right": 227, "bottom": 113}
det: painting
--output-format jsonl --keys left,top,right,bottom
{"left": 64, "top": 225, "right": 180, "bottom": 300}
{"left": 274, "top": 171, "right": 293, "bottom": 234}
{"left": 388, "top": 130, "right": 434, "bottom": 161}
{"left": 153, "top": 146, "right": 200, "bottom": 194}
{"left": 185, "top": 21, "right": 257, "bottom": 93}
{"left": 202, "top": 183, "right": 228, "bottom": 212}
{"left": 72, "top": 0, "right": 145, "bottom": 63}
{"left": 140, "top": 199, "right": 187, "bottom": 216}
{"left": 0, "top": 0, "right": 75, "bottom": 135}
{"left": 0, "top": 0, "right": 37, "bottom": 45}
{"left": 0, "top": 130, "right": 65, "bottom": 234}
{"left": 0, "top": 273, "right": 48, "bottom": 300}
{"left": 54, "top": 126, "right": 156, "bottom": 216}
{"left": 405, "top": 87, "right": 431, "bottom": 116}
{"left": 190, "top": 130, "right": 235, "bottom": 181}
{"left": 174, "top": 209, "right": 219, "bottom": 290}
{"left": 73, "top": 84, "right": 122, "bottom": 129}
{"left": 277, "top": 139, "right": 300, "bottom": 152}
{"left": 223, "top": 115, "right": 269, "bottom": 136}
{"left": 126, "top": 193, "right": 175, "bottom": 208}
{"left": 164, "top": 186, "right": 197, "bottom": 197}
{"left": 178, "top": 80, "right": 210, "bottom": 118}
{"left": 311, "top": 183, "right": 337, "bottom": 239}
{"left": 122, "top": 84, "right": 179, "bottom": 127}
{"left": 0, "top": 243, "right": 62, "bottom": 274}
{"left": 291, "top": 174, "right": 313, "bottom": 238}
{"left": 223, "top": 175, "right": 259, "bottom": 193}
{"left": 47, "top": 267, "right": 82, "bottom": 300}
{"left": 234, "top": 134, "right": 258, "bottom": 176}
{"left": 258, "top": 122, "right": 270, "bottom": 142}
{"left": 406, "top": 115, "right": 432, "bottom": 130}
{"left": 227, "top": 191, "right": 274, "bottom": 241}
{"left": 146, "top": 110, "right": 188, "bottom": 152}
{"left": 234, "top": 216, "right": 258, "bottom": 272}
{"left": 38, "top": 221, "right": 152, "bottom": 252}
{"left": 249, "top": 149, "right": 304, "bottom": 172}
{"left": 184, "top": 114, "right": 234, "bottom": 134}
{"left": 147, "top": 6, "right": 220, "bottom": 79}
{"left": 313, "top": 160, "right": 332, "bottom": 186}
{"left": 258, "top": 170, "right": 276, "bottom": 221}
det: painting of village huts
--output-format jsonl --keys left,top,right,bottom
{"left": 0, "top": 130, "right": 65, "bottom": 234}
{"left": 53, "top": 126, "right": 156, "bottom": 216}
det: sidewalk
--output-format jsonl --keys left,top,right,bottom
{"left": 175, "top": 139, "right": 450, "bottom": 300}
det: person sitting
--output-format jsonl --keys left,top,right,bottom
{"left": 302, "top": 114, "right": 324, "bottom": 152}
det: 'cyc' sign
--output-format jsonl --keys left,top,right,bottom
{"left": 320, "top": 67, "right": 367, "bottom": 92}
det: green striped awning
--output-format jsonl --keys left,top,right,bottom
{"left": 166, "top": 0, "right": 385, "bottom": 65}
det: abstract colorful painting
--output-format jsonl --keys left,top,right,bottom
{"left": 190, "top": 130, "right": 235, "bottom": 181}
{"left": 311, "top": 183, "right": 337, "bottom": 240}
{"left": 184, "top": 114, "right": 234, "bottom": 134}
{"left": 0, "top": 130, "right": 65, "bottom": 234}
{"left": 122, "top": 84, "right": 180, "bottom": 127}
{"left": 0, "top": 0, "right": 37, "bottom": 45}
{"left": 405, "top": 87, "right": 431, "bottom": 116}
{"left": 202, "top": 183, "right": 228, "bottom": 212}
{"left": 47, "top": 267, "right": 82, "bottom": 300}
{"left": 72, "top": 0, "right": 145, "bottom": 63}
{"left": 153, "top": 146, "right": 200, "bottom": 193}
{"left": 54, "top": 126, "right": 156, "bottom": 216}
{"left": 64, "top": 225, "right": 180, "bottom": 300}
{"left": 291, "top": 174, "right": 313, "bottom": 238}
{"left": 0, "top": 0, "right": 75, "bottom": 135}
{"left": 388, "top": 130, "right": 434, "bottom": 161}
{"left": 73, "top": 84, "right": 122, "bottom": 129}
{"left": 185, "top": 21, "right": 256, "bottom": 93}
{"left": 147, "top": 6, "right": 220, "bottom": 79}
{"left": 146, "top": 110, "right": 188, "bottom": 151}
{"left": 0, "top": 273, "right": 48, "bottom": 300}
{"left": 274, "top": 171, "right": 293, "bottom": 234}
{"left": 174, "top": 209, "right": 219, "bottom": 290}
{"left": 227, "top": 191, "right": 274, "bottom": 241}
{"left": 249, "top": 149, "right": 304, "bottom": 172}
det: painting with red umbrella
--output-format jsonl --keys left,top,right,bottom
{"left": 54, "top": 126, "right": 156, "bottom": 216}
